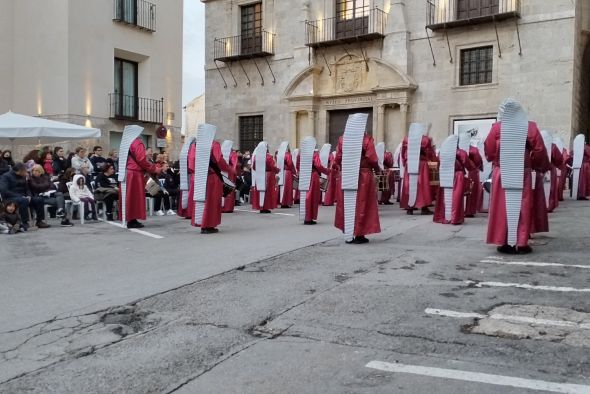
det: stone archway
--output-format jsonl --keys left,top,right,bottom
{"left": 285, "top": 57, "right": 417, "bottom": 149}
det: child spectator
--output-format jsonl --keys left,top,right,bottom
{"left": 70, "top": 174, "right": 97, "bottom": 221}
{"left": 0, "top": 201, "right": 23, "bottom": 234}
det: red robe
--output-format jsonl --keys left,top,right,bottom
{"left": 334, "top": 135, "right": 381, "bottom": 236}
{"left": 251, "top": 153, "right": 279, "bottom": 210}
{"left": 379, "top": 151, "right": 395, "bottom": 204}
{"left": 323, "top": 152, "right": 338, "bottom": 206}
{"left": 305, "top": 151, "right": 329, "bottom": 221}
{"left": 485, "top": 121, "right": 549, "bottom": 247}
{"left": 195, "top": 141, "right": 233, "bottom": 228}
{"left": 120, "top": 138, "right": 159, "bottom": 222}
{"left": 548, "top": 144, "right": 563, "bottom": 212}
{"left": 222, "top": 151, "right": 239, "bottom": 213}
{"left": 279, "top": 151, "right": 296, "bottom": 207}
{"left": 177, "top": 143, "right": 196, "bottom": 219}
{"left": 400, "top": 136, "right": 437, "bottom": 209}
{"left": 577, "top": 145, "right": 590, "bottom": 198}
{"left": 465, "top": 146, "right": 483, "bottom": 217}
{"left": 434, "top": 149, "right": 476, "bottom": 225}
{"left": 558, "top": 149, "right": 568, "bottom": 201}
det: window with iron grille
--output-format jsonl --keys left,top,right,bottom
{"left": 336, "top": 0, "right": 370, "bottom": 39}
{"left": 239, "top": 116, "right": 263, "bottom": 153}
{"left": 460, "top": 46, "right": 493, "bottom": 86}
{"left": 457, "top": 0, "right": 499, "bottom": 20}
{"left": 241, "top": 3, "right": 262, "bottom": 55}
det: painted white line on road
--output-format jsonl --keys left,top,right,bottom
{"left": 234, "top": 209, "right": 295, "bottom": 217}
{"left": 480, "top": 260, "right": 590, "bottom": 269}
{"left": 465, "top": 280, "right": 590, "bottom": 293}
{"left": 366, "top": 361, "right": 590, "bottom": 394}
{"left": 425, "top": 308, "right": 590, "bottom": 330}
{"left": 102, "top": 220, "right": 164, "bottom": 239}
{"left": 425, "top": 308, "right": 484, "bottom": 319}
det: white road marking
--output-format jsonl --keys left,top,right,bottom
{"left": 234, "top": 209, "right": 295, "bottom": 217}
{"left": 425, "top": 308, "right": 590, "bottom": 330}
{"left": 102, "top": 220, "right": 164, "bottom": 239}
{"left": 366, "top": 361, "right": 590, "bottom": 394}
{"left": 465, "top": 280, "right": 590, "bottom": 293}
{"left": 480, "top": 259, "right": 590, "bottom": 269}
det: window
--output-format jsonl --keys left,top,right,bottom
{"left": 114, "top": 58, "right": 138, "bottom": 118}
{"left": 336, "top": 0, "right": 370, "bottom": 39}
{"left": 241, "top": 3, "right": 262, "bottom": 55}
{"left": 115, "top": 0, "right": 137, "bottom": 24}
{"left": 239, "top": 116, "right": 263, "bottom": 153}
{"left": 460, "top": 46, "right": 493, "bottom": 86}
{"left": 457, "top": 0, "right": 499, "bottom": 20}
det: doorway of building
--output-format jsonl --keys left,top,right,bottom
{"left": 328, "top": 108, "right": 373, "bottom": 148}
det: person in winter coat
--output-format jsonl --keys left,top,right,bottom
{"left": 0, "top": 153, "right": 9, "bottom": 176}
{"left": 29, "top": 164, "right": 73, "bottom": 227}
{"left": 42, "top": 152, "right": 54, "bottom": 177}
{"left": 71, "top": 147, "right": 94, "bottom": 174}
{"left": 95, "top": 163, "right": 119, "bottom": 221}
{"left": 2, "top": 150, "right": 15, "bottom": 168}
{"left": 0, "top": 201, "right": 23, "bottom": 234}
{"left": 70, "top": 174, "right": 97, "bottom": 221}
{"left": 52, "top": 147, "right": 68, "bottom": 176}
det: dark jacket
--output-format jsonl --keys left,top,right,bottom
{"left": 52, "top": 156, "right": 68, "bottom": 176}
{"left": 0, "top": 158, "right": 9, "bottom": 176}
{"left": 0, "top": 170, "right": 30, "bottom": 200}
{"left": 0, "top": 211, "right": 22, "bottom": 226}
{"left": 160, "top": 169, "right": 179, "bottom": 194}
{"left": 29, "top": 174, "right": 56, "bottom": 195}
{"left": 96, "top": 173, "right": 118, "bottom": 189}
{"left": 90, "top": 156, "right": 107, "bottom": 173}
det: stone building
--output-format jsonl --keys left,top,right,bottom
{"left": 0, "top": 0, "right": 183, "bottom": 159}
{"left": 184, "top": 94, "right": 206, "bottom": 137}
{"left": 202, "top": 0, "right": 590, "bottom": 152}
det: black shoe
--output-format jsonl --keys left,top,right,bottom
{"left": 127, "top": 220, "right": 145, "bottom": 229}
{"left": 406, "top": 209, "right": 414, "bottom": 215}
{"left": 235, "top": 201, "right": 242, "bottom": 206}
{"left": 106, "top": 213, "right": 114, "bottom": 221}
{"left": 497, "top": 244, "right": 517, "bottom": 254}
{"left": 60, "top": 219, "right": 74, "bottom": 227}
{"left": 281, "top": 205, "right": 291, "bottom": 209}
{"left": 465, "top": 214, "right": 475, "bottom": 218}
{"left": 517, "top": 245, "right": 533, "bottom": 254}
{"left": 56, "top": 208, "right": 65, "bottom": 218}
{"left": 346, "top": 236, "right": 369, "bottom": 244}
{"left": 201, "top": 227, "right": 219, "bottom": 234}
{"left": 260, "top": 209, "right": 271, "bottom": 214}
{"left": 383, "top": 201, "right": 394, "bottom": 205}
{"left": 304, "top": 220, "right": 317, "bottom": 225}
{"left": 36, "top": 221, "right": 50, "bottom": 229}
{"left": 421, "top": 208, "right": 433, "bottom": 215}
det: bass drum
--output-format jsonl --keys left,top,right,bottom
{"left": 221, "top": 175, "right": 236, "bottom": 197}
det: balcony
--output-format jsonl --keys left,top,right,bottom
{"left": 305, "top": 8, "right": 386, "bottom": 48}
{"left": 213, "top": 31, "right": 275, "bottom": 62}
{"left": 109, "top": 93, "right": 164, "bottom": 124}
{"left": 113, "top": 0, "right": 156, "bottom": 33}
{"left": 426, "top": 0, "right": 520, "bottom": 31}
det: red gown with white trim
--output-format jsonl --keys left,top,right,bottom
{"left": 400, "top": 136, "right": 437, "bottom": 209}
{"left": 251, "top": 153, "right": 279, "bottom": 210}
{"left": 177, "top": 143, "right": 195, "bottom": 219}
{"left": 304, "top": 151, "right": 329, "bottom": 221}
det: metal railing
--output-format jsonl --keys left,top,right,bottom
{"left": 426, "top": 0, "right": 520, "bottom": 29}
{"left": 109, "top": 93, "right": 164, "bottom": 124}
{"left": 213, "top": 31, "right": 275, "bottom": 62}
{"left": 305, "top": 8, "right": 386, "bottom": 47}
{"left": 113, "top": 0, "right": 156, "bottom": 32}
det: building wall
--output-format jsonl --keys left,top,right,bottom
{"left": 185, "top": 94, "right": 206, "bottom": 136}
{"left": 0, "top": 0, "right": 183, "bottom": 159}
{"left": 203, "top": 0, "right": 581, "bottom": 152}
{"left": 0, "top": 0, "right": 14, "bottom": 113}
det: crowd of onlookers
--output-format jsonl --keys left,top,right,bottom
{"left": 0, "top": 145, "right": 255, "bottom": 234}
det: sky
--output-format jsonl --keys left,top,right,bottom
{"left": 182, "top": 0, "right": 205, "bottom": 107}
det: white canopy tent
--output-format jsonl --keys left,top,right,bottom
{"left": 0, "top": 111, "right": 101, "bottom": 148}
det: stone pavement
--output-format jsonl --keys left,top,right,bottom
{"left": 1, "top": 199, "right": 590, "bottom": 393}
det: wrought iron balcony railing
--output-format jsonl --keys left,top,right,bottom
{"left": 113, "top": 0, "right": 156, "bottom": 32}
{"left": 426, "top": 0, "right": 520, "bottom": 30}
{"left": 213, "top": 31, "right": 275, "bottom": 62}
{"left": 109, "top": 93, "right": 164, "bottom": 124}
{"left": 305, "top": 8, "right": 386, "bottom": 48}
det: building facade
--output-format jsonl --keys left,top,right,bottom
{"left": 184, "top": 94, "right": 206, "bottom": 137}
{"left": 202, "top": 0, "right": 590, "bottom": 153}
{"left": 0, "top": 0, "right": 183, "bottom": 158}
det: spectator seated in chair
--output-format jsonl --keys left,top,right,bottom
{"left": 70, "top": 174, "right": 97, "bottom": 221}
{"left": 28, "top": 164, "right": 73, "bottom": 227}
{"left": 152, "top": 162, "right": 175, "bottom": 216}
{"left": 95, "top": 163, "right": 119, "bottom": 221}
{"left": 0, "top": 162, "right": 50, "bottom": 230}
{"left": 0, "top": 201, "right": 24, "bottom": 234}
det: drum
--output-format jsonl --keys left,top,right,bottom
{"left": 292, "top": 175, "right": 299, "bottom": 190}
{"left": 375, "top": 173, "right": 389, "bottom": 192}
{"left": 428, "top": 162, "right": 440, "bottom": 186}
{"left": 391, "top": 168, "right": 401, "bottom": 183}
{"left": 319, "top": 177, "right": 329, "bottom": 192}
{"left": 221, "top": 175, "right": 236, "bottom": 197}
{"left": 145, "top": 178, "right": 162, "bottom": 196}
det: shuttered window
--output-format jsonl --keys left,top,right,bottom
{"left": 457, "top": 0, "right": 499, "bottom": 20}
{"left": 239, "top": 116, "right": 263, "bottom": 153}
{"left": 460, "top": 46, "right": 493, "bottom": 86}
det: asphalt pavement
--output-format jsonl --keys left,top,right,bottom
{"left": 1, "top": 197, "right": 589, "bottom": 393}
